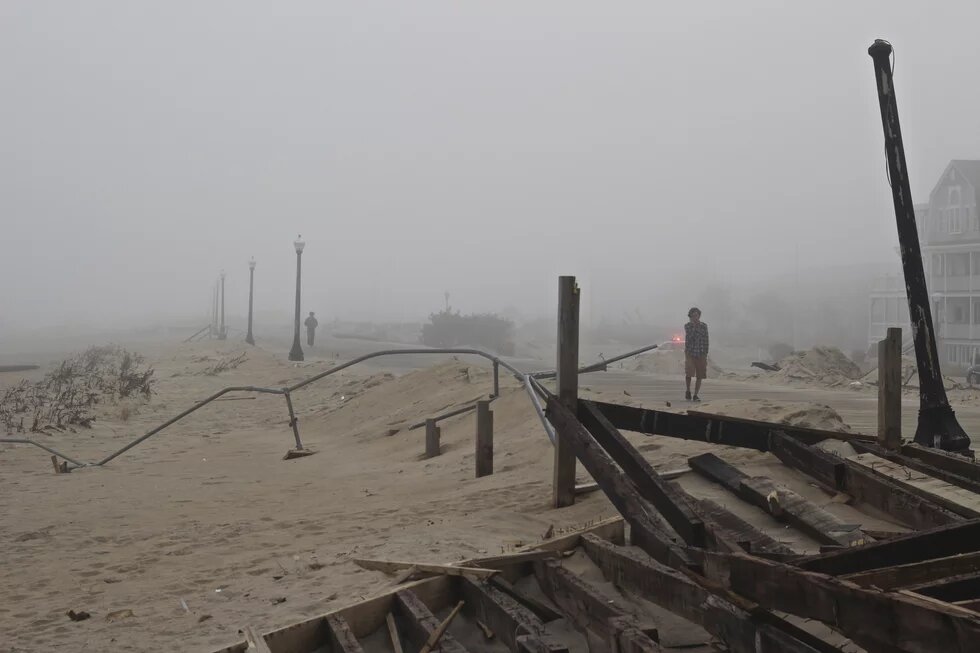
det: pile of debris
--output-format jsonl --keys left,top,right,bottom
{"left": 745, "top": 347, "right": 862, "bottom": 388}
{"left": 860, "top": 356, "right": 965, "bottom": 391}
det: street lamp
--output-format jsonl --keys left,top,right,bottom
{"left": 288, "top": 235, "right": 306, "bottom": 361}
{"left": 218, "top": 270, "right": 227, "bottom": 340}
{"left": 245, "top": 257, "right": 256, "bottom": 345}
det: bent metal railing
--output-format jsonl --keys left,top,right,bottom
{"left": 0, "top": 344, "right": 657, "bottom": 470}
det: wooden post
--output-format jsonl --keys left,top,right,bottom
{"left": 553, "top": 275, "right": 579, "bottom": 508}
{"left": 878, "top": 327, "right": 902, "bottom": 451}
{"left": 425, "top": 419, "right": 441, "bottom": 458}
{"left": 475, "top": 400, "right": 493, "bottom": 478}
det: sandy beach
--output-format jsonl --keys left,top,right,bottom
{"left": 3, "top": 337, "right": 960, "bottom": 651}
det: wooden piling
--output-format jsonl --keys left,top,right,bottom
{"left": 553, "top": 275, "right": 579, "bottom": 508}
{"left": 878, "top": 327, "right": 902, "bottom": 451}
{"left": 476, "top": 400, "right": 493, "bottom": 478}
{"left": 425, "top": 419, "right": 441, "bottom": 458}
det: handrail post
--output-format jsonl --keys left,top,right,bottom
{"left": 492, "top": 361, "right": 500, "bottom": 398}
{"left": 475, "top": 400, "right": 493, "bottom": 477}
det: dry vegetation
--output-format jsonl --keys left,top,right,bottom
{"left": 0, "top": 345, "right": 155, "bottom": 433}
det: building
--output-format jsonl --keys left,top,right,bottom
{"left": 869, "top": 160, "right": 980, "bottom": 371}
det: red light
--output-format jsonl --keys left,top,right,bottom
{"left": 672, "top": 335, "right": 682, "bottom": 343}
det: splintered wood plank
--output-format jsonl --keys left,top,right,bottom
{"left": 578, "top": 400, "right": 705, "bottom": 546}
{"left": 690, "top": 497, "right": 798, "bottom": 558}
{"left": 688, "top": 453, "right": 870, "bottom": 547}
{"left": 852, "top": 440, "right": 980, "bottom": 495}
{"left": 393, "top": 590, "right": 469, "bottom": 653}
{"left": 797, "top": 518, "right": 980, "bottom": 576}
{"left": 579, "top": 535, "right": 831, "bottom": 653}
{"left": 386, "top": 613, "right": 404, "bottom": 653}
{"left": 841, "top": 551, "right": 980, "bottom": 590}
{"left": 706, "top": 550, "right": 980, "bottom": 653}
{"left": 847, "top": 453, "right": 980, "bottom": 519}
{"left": 545, "top": 397, "right": 692, "bottom": 570}
{"left": 533, "top": 559, "right": 661, "bottom": 653}
{"left": 459, "top": 577, "right": 568, "bottom": 653}
{"left": 325, "top": 614, "right": 365, "bottom": 653}
{"left": 902, "top": 444, "right": 980, "bottom": 482}
{"left": 841, "top": 461, "right": 962, "bottom": 530}
{"left": 353, "top": 558, "right": 498, "bottom": 579}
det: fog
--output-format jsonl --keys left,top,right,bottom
{"left": 4, "top": 2, "right": 980, "bottom": 352}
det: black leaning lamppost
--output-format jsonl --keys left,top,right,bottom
{"left": 288, "top": 235, "right": 305, "bottom": 361}
{"left": 245, "top": 257, "right": 256, "bottom": 345}
{"left": 218, "top": 270, "right": 227, "bottom": 340}
{"left": 868, "top": 39, "right": 971, "bottom": 452}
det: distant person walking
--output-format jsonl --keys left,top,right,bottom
{"left": 304, "top": 311, "right": 319, "bottom": 347}
{"left": 684, "top": 307, "right": 709, "bottom": 402}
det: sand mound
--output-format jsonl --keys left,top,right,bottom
{"left": 628, "top": 348, "right": 723, "bottom": 376}
{"left": 695, "top": 397, "right": 853, "bottom": 433}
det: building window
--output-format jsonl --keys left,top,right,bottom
{"left": 933, "top": 254, "right": 944, "bottom": 275}
{"left": 871, "top": 299, "right": 886, "bottom": 324}
{"left": 949, "top": 187, "right": 963, "bottom": 234}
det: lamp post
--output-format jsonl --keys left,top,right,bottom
{"left": 288, "top": 235, "right": 306, "bottom": 361}
{"left": 869, "top": 39, "right": 970, "bottom": 452}
{"left": 218, "top": 271, "right": 227, "bottom": 340}
{"left": 245, "top": 257, "right": 256, "bottom": 345}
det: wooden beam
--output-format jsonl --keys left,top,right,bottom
{"left": 488, "top": 576, "right": 564, "bottom": 623}
{"left": 325, "top": 614, "right": 365, "bottom": 653}
{"left": 579, "top": 535, "right": 833, "bottom": 653}
{"left": 763, "top": 434, "right": 961, "bottom": 530}
{"left": 847, "top": 452, "right": 980, "bottom": 518}
{"left": 796, "top": 518, "right": 980, "bottom": 576}
{"left": 475, "top": 400, "right": 493, "bottom": 478}
{"left": 903, "top": 444, "right": 980, "bottom": 481}
{"left": 353, "top": 558, "right": 498, "bottom": 579}
{"left": 553, "top": 275, "right": 579, "bottom": 508}
{"left": 852, "top": 440, "right": 980, "bottom": 495}
{"left": 706, "top": 550, "right": 980, "bottom": 653}
{"left": 386, "top": 613, "right": 404, "bottom": 653}
{"left": 393, "top": 590, "right": 469, "bottom": 653}
{"left": 243, "top": 626, "right": 273, "bottom": 653}
{"left": 905, "top": 570, "right": 980, "bottom": 602}
{"left": 545, "top": 396, "right": 692, "bottom": 570}
{"left": 879, "top": 327, "right": 903, "bottom": 450}
{"left": 589, "top": 399, "right": 873, "bottom": 449}
{"left": 769, "top": 430, "right": 846, "bottom": 491}
{"left": 579, "top": 400, "right": 705, "bottom": 547}
{"left": 533, "top": 559, "right": 661, "bottom": 653}
{"left": 688, "top": 453, "right": 870, "bottom": 547}
{"left": 841, "top": 551, "right": 980, "bottom": 590}
{"left": 460, "top": 577, "right": 568, "bottom": 653}
{"left": 689, "top": 496, "right": 798, "bottom": 558}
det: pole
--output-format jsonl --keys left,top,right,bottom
{"left": 288, "top": 245, "right": 304, "bottom": 362}
{"left": 246, "top": 259, "right": 256, "bottom": 345}
{"left": 218, "top": 271, "right": 227, "bottom": 340}
{"left": 475, "top": 400, "right": 493, "bottom": 478}
{"left": 425, "top": 419, "right": 441, "bottom": 458}
{"left": 878, "top": 327, "right": 902, "bottom": 451}
{"left": 868, "top": 39, "right": 970, "bottom": 452}
{"left": 553, "top": 275, "right": 579, "bottom": 507}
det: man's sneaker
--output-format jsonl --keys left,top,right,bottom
{"left": 692, "top": 395, "right": 702, "bottom": 402}
{"left": 685, "top": 391, "right": 692, "bottom": 401}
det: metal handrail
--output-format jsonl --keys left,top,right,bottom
{"left": 0, "top": 344, "right": 653, "bottom": 470}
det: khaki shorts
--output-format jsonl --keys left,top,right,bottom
{"left": 685, "top": 354, "right": 707, "bottom": 380}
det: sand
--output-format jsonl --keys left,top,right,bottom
{"left": 0, "top": 342, "right": 909, "bottom": 650}
{"left": 627, "top": 348, "right": 722, "bottom": 376}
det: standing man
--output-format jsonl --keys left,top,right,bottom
{"left": 684, "top": 307, "right": 709, "bottom": 402}
{"left": 304, "top": 311, "right": 319, "bottom": 347}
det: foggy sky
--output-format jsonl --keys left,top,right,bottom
{"left": 4, "top": 1, "right": 980, "bottom": 335}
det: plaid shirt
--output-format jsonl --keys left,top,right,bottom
{"left": 684, "top": 321, "right": 709, "bottom": 358}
